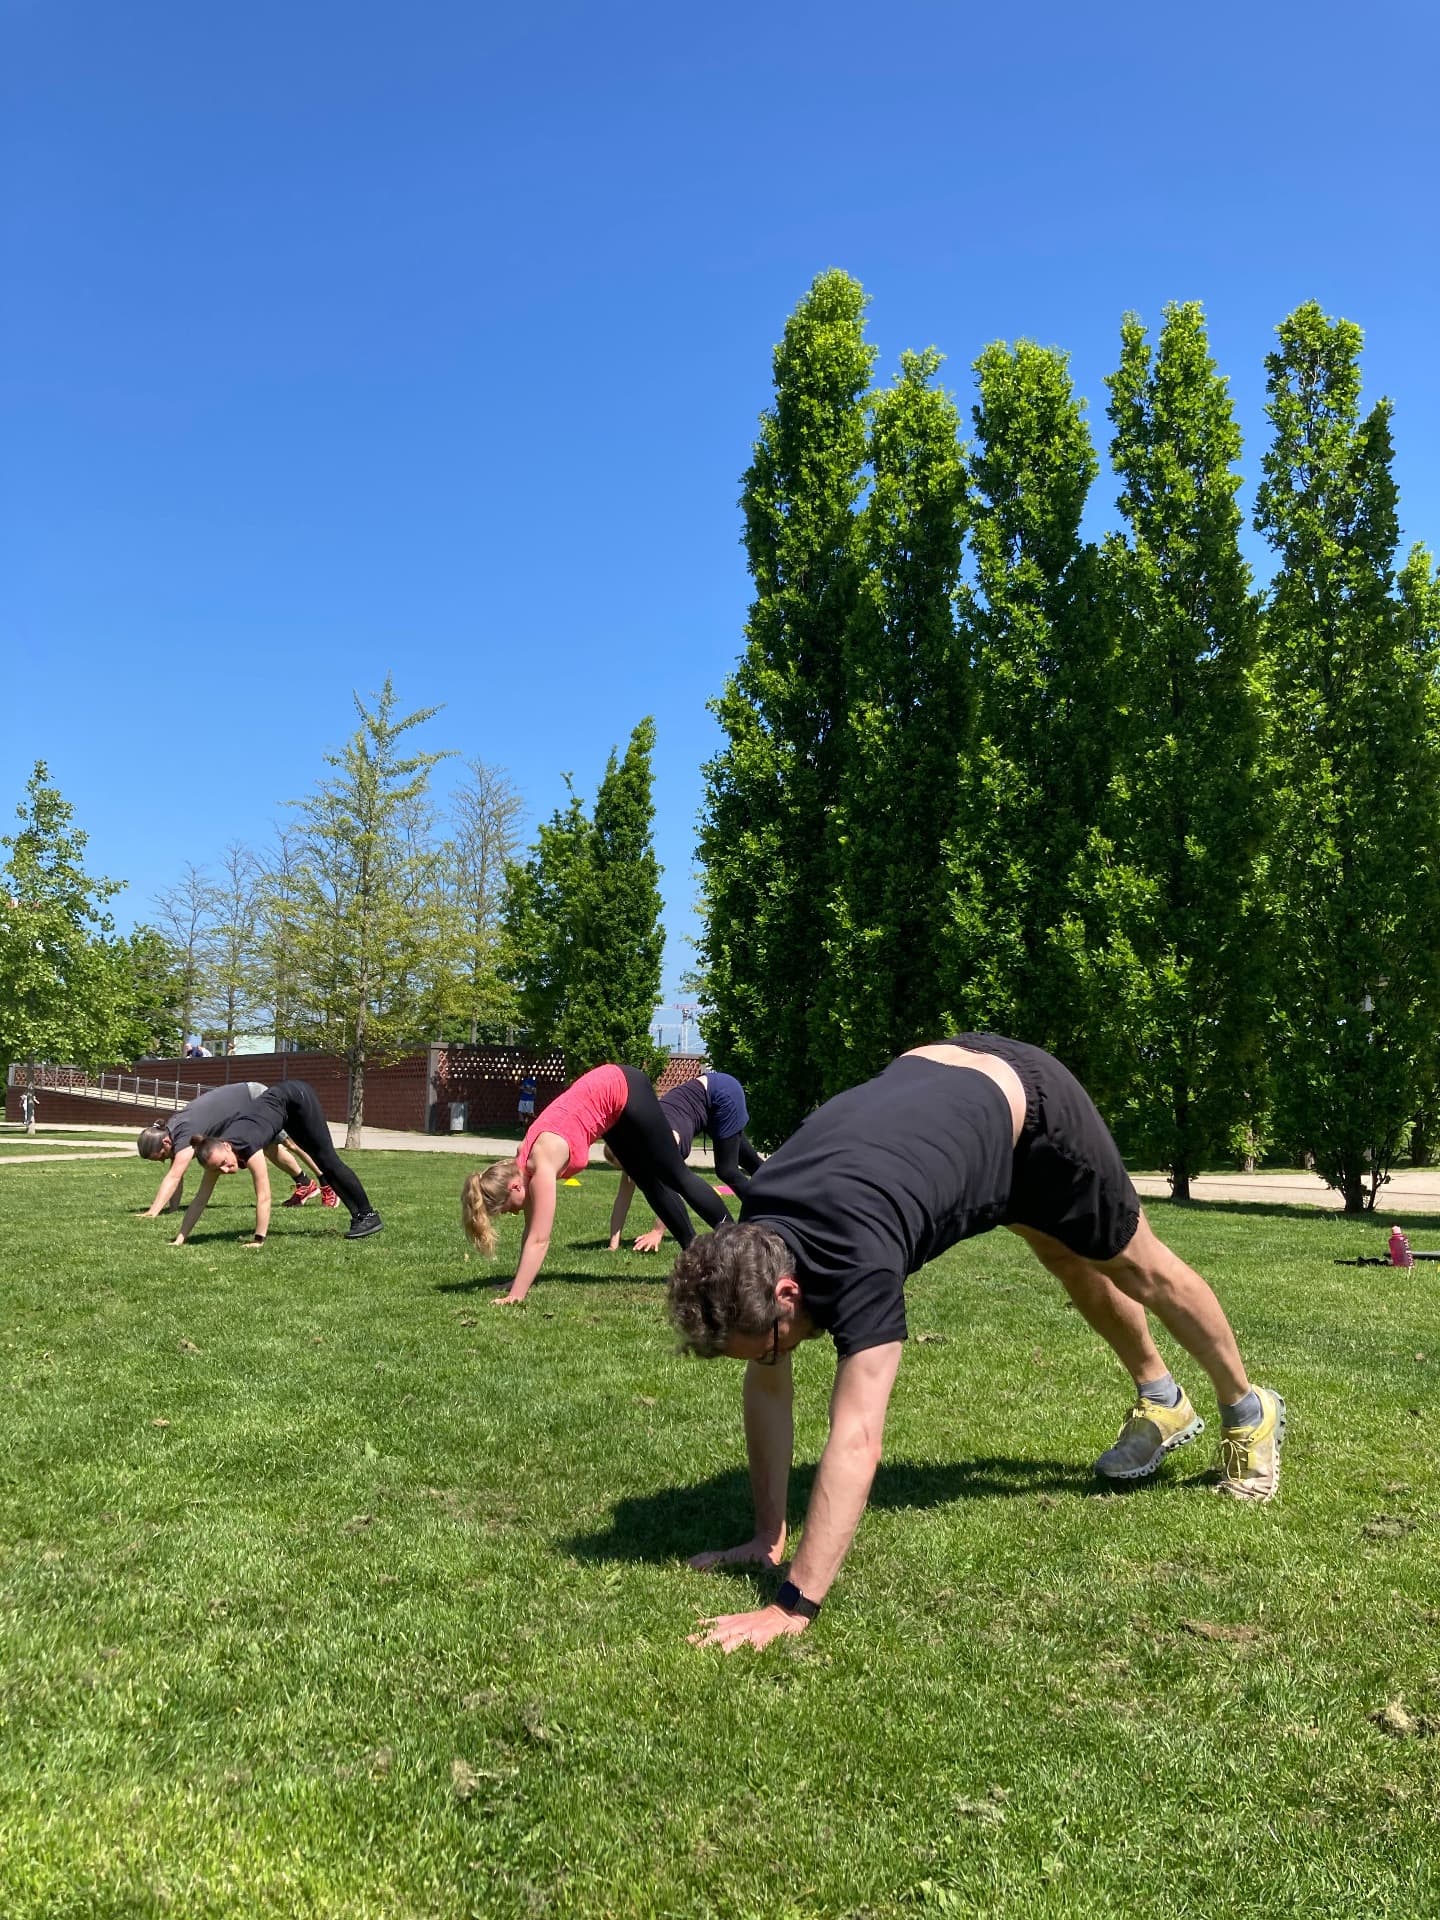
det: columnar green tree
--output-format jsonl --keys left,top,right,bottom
{"left": 942, "top": 341, "right": 1107, "bottom": 1069}
{"left": 819, "top": 347, "right": 970, "bottom": 1089}
{"left": 287, "top": 679, "right": 451, "bottom": 1146}
{"left": 698, "top": 269, "right": 874, "bottom": 1138}
{"left": 504, "top": 785, "right": 590, "bottom": 1049}
{"left": 1401, "top": 549, "right": 1440, "bottom": 1164}
{"left": 0, "top": 764, "right": 126, "bottom": 1109}
{"left": 562, "top": 718, "right": 665, "bottom": 1072}
{"left": 1256, "top": 303, "right": 1440, "bottom": 1210}
{"left": 505, "top": 720, "right": 666, "bottom": 1074}
{"left": 1072, "top": 303, "right": 1265, "bottom": 1194}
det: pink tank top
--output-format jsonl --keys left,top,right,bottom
{"left": 518, "top": 1064, "right": 629, "bottom": 1178}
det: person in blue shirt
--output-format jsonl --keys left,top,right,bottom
{"left": 608, "top": 1070, "right": 760, "bottom": 1252}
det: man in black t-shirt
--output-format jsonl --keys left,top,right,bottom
{"left": 667, "top": 1037, "right": 1285, "bottom": 1653}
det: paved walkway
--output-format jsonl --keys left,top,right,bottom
{"left": 1130, "top": 1166, "right": 1440, "bottom": 1213}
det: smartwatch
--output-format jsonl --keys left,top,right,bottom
{"left": 775, "top": 1579, "right": 822, "bottom": 1621}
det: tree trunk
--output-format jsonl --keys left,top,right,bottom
{"left": 346, "top": 1044, "right": 364, "bottom": 1150}
{"left": 1342, "top": 1164, "right": 1367, "bottom": 1214}
{"left": 1170, "top": 1166, "right": 1191, "bottom": 1202}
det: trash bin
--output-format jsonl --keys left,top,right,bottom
{"left": 450, "top": 1103, "right": 467, "bottom": 1133}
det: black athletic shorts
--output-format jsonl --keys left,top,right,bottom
{"left": 948, "top": 1033, "right": 1141, "bottom": 1261}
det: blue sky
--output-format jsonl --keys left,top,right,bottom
{"left": 3, "top": 0, "right": 1438, "bottom": 1039}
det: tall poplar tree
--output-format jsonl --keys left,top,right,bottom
{"left": 1075, "top": 303, "right": 1265, "bottom": 1194}
{"left": 819, "top": 347, "right": 970, "bottom": 1089}
{"left": 942, "top": 341, "right": 1107, "bottom": 1068}
{"left": 697, "top": 269, "right": 874, "bottom": 1138}
{"left": 287, "top": 679, "right": 451, "bottom": 1146}
{"left": 562, "top": 718, "right": 665, "bottom": 1073}
{"left": 1256, "top": 303, "right": 1440, "bottom": 1210}
{"left": 504, "top": 785, "right": 590, "bottom": 1049}
{"left": 505, "top": 719, "right": 666, "bottom": 1073}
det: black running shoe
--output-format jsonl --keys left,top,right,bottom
{"left": 344, "top": 1210, "right": 384, "bottom": 1241}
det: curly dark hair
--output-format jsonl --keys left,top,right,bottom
{"left": 667, "top": 1222, "right": 793, "bottom": 1356}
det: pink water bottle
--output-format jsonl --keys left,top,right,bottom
{"left": 1389, "top": 1225, "right": 1413, "bottom": 1268}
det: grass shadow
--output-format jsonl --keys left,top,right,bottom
{"left": 436, "top": 1264, "right": 667, "bottom": 1294}
{"left": 563, "top": 1455, "right": 1099, "bottom": 1565}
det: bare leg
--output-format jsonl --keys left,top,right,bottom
{"left": 1013, "top": 1212, "right": 1250, "bottom": 1406}
{"left": 1008, "top": 1224, "right": 1167, "bottom": 1384}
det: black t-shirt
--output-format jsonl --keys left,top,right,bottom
{"left": 168, "top": 1082, "right": 268, "bottom": 1154}
{"left": 738, "top": 1057, "right": 1015, "bottom": 1358}
{"left": 660, "top": 1078, "right": 710, "bottom": 1158}
{"left": 219, "top": 1086, "right": 293, "bottom": 1165}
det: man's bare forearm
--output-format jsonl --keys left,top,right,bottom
{"left": 744, "top": 1355, "right": 794, "bottom": 1548}
{"left": 788, "top": 1343, "right": 902, "bottom": 1601}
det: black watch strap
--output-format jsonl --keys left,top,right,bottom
{"left": 775, "top": 1578, "right": 821, "bottom": 1620}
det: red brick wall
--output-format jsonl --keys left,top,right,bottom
{"left": 655, "top": 1054, "right": 708, "bottom": 1096}
{"left": 30, "top": 1053, "right": 436, "bottom": 1131}
{"left": 433, "top": 1046, "right": 568, "bottom": 1132}
{"left": 7, "top": 1048, "right": 713, "bottom": 1133}
{"left": 4, "top": 1087, "right": 161, "bottom": 1126}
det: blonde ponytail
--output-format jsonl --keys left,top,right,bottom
{"left": 461, "top": 1159, "right": 521, "bottom": 1254}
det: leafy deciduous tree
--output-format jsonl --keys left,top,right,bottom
{"left": 0, "top": 763, "right": 126, "bottom": 1109}
{"left": 287, "top": 678, "right": 451, "bottom": 1146}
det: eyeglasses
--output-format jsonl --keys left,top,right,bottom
{"left": 755, "top": 1317, "right": 782, "bottom": 1366}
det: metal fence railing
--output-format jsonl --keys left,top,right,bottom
{"left": 6, "top": 1062, "right": 207, "bottom": 1114}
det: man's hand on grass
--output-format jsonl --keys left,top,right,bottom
{"left": 607, "top": 1231, "right": 622, "bottom": 1251}
{"left": 687, "top": 1534, "right": 786, "bottom": 1571}
{"left": 491, "top": 1291, "right": 524, "bottom": 1307}
{"left": 632, "top": 1228, "right": 665, "bottom": 1254}
{"left": 689, "top": 1605, "right": 810, "bottom": 1654}
{"left": 170, "top": 1235, "right": 187, "bottom": 1247}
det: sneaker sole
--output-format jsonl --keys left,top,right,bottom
{"left": 1213, "top": 1393, "right": 1286, "bottom": 1502}
{"left": 1096, "top": 1414, "right": 1206, "bottom": 1482}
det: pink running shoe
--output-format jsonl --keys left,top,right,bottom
{"left": 320, "top": 1185, "right": 340, "bottom": 1209}
{"left": 282, "top": 1178, "right": 321, "bottom": 1208}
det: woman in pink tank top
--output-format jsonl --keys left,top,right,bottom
{"left": 462, "top": 1064, "right": 731, "bottom": 1303}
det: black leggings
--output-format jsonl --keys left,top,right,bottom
{"left": 605, "top": 1067, "right": 730, "bottom": 1248}
{"left": 275, "top": 1084, "right": 373, "bottom": 1219}
{"left": 712, "top": 1131, "right": 762, "bottom": 1193}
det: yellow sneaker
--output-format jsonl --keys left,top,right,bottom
{"left": 1213, "top": 1387, "right": 1285, "bottom": 1502}
{"left": 1095, "top": 1389, "right": 1205, "bottom": 1481}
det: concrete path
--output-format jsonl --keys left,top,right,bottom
{"left": 1131, "top": 1165, "right": 1440, "bottom": 1214}
{"left": 0, "top": 1148, "right": 133, "bottom": 1166}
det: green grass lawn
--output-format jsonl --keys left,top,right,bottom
{"left": 1, "top": 1154, "right": 1437, "bottom": 1918}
